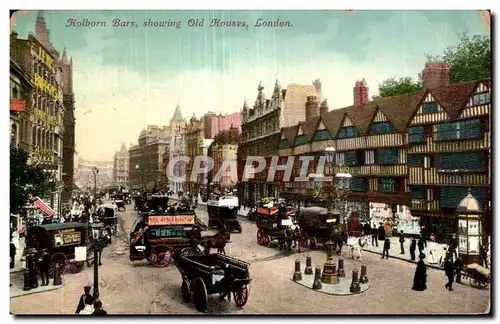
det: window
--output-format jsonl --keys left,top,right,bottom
{"left": 344, "top": 151, "right": 359, "bottom": 166}
{"left": 436, "top": 152, "right": 486, "bottom": 172}
{"left": 380, "top": 178, "right": 395, "bottom": 193}
{"left": 436, "top": 119, "right": 482, "bottom": 141}
{"left": 364, "top": 150, "right": 375, "bottom": 165}
{"left": 294, "top": 135, "right": 307, "bottom": 146}
{"left": 335, "top": 153, "right": 345, "bottom": 166}
{"left": 337, "top": 126, "right": 357, "bottom": 139}
{"left": 279, "top": 139, "right": 288, "bottom": 149}
{"left": 312, "top": 129, "right": 332, "bottom": 141}
{"left": 411, "top": 187, "right": 425, "bottom": 199}
{"left": 408, "top": 126, "right": 425, "bottom": 143}
{"left": 473, "top": 92, "right": 490, "bottom": 106}
{"left": 350, "top": 177, "right": 365, "bottom": 192}
{"left": 440, "top": 187, "right": 486, "bottom": 209}
{"left": 368, "top": 122, "right": 397, "bottom": 135}
{"left": 376, "top": 148, "right": 398, "bottom": 165}
{"left": 422, "top": 102, "right": 438, "bottom": 113}
{"left": 407, "top": 155, "right": 424, "bottom": 166}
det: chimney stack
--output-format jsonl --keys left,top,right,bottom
{"left": 319, "top": 99, "right": 329, "bottom": 116}
{"left": 422, "top": 62, "right": 451, "bottom": 90}
{"left": 353, "top": 79, "right": 369, "bottom": 106}
{"left": 305, "top": 96, "right": 319, "bottom": 120}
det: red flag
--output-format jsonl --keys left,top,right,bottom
{"left": 32, "top": 196, "right": 56, "bottom": 216}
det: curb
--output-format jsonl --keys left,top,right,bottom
{"left": 362, "top": 248, "right": 444, "bottom": 271}
{"left": 10, "top": 283, "right": 64, "bottom": 298}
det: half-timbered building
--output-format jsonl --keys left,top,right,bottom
{"left": 278, "top": 63, "right": 491, "bottom": 235}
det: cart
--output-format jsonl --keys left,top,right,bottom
{"left": 175, "top": 248, "right": 251, "bottom": 312}
{"left": 255, "top": 205, "right": 296, "bottom": 251}
{"left": 207, "top": 195, "right": 242, "bottom": 233}
{"left": 26, "top": 222, "right": 92, "bottom": 275}
{"left": 114, "top": 194, "right": 126, "bottom": 211}
{"left": 462, "top": 263, "right": 490, "bottom": 289}
{"left": 296, "top": 206, "right": 344, "bottom": 251}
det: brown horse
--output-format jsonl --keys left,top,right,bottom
{"left": 200, "top": 228, "right": 231, "bottom": 255}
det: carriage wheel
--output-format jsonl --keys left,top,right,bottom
{"left": 257, "top": 229, "right": 267, "bottom": 245}
{"left": 149, "top": 245, "right": 173, "bottom": 267}
{"left": 193, "top": 277, "right": 208, "bottom": 312}
{"left": 50, "top": 252, "right": 68, "bottom": 274}
{"left": 309, "top": 237, "right": 318, "bottom": 250}
{"left": 299, "top": 232, "right": 309, "bottom": 248}
{"left": 68, "top": 261, "right": 85, "bottom": 274}
{"left": 233, "top": 284, "right": 249, "bottom": 308}
{"left": 477, "top": 280, "right": 489, "bottom": 289}
{"left": 181, "top": 280, "right": 191, "bottom": 303}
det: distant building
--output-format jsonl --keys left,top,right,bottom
{"left": 207, "top": 126, "right": 239, "bottom": 189}
{"left": 113, "top": 143, "right": 129, "bottom": 188}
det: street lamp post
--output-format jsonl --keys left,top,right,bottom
{"left": 135, "top": 164, "right": 144, "bottom": 192}
{"left": 90, "top": 222, "right": 109, "bottom": 301}
{"left": 92, "top": 167, "right": 99, "bottom": 204}
{"left": 321, "top": 147, "right": 352, "bottom": 285}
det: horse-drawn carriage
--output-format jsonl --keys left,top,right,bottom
{"left": 96, "top": 204, "right": 118, "bottom": 235}
{"left": 26, "top": 222, "right": 93, "bottom": 274}
{"left": 114, "top": 193, "right": 126, "bottom": 211}
{"left": 175, "top": 247, "right": 251, "bottom": 312}
{"left": 255, "top": 201, "right": 298, "bottom": 252}
{"left": 207, "top": 195, "right": 242, "bottom": 233}
{"left": 461, "top": 263, "right": 490, "bottom": 289}
{"left": 295, "top": 206, "right": 345, "bottom": 251}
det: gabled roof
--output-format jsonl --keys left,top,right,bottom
{"left": 282, "top": 125, "right": 300, "bottom": 144}
{"left": 376, "top": 90, "right": 425, "bottom": 132}
{"left": 430, "top": 81, "right": 480, "bottom": 120}
{"left": 302, "top": 116, "right": 321, "bottom": 141}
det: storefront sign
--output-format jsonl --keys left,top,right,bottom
{"left": 148, "top": 215, "right": 195, "bottom": 225}
{"left": 10, "top": 99, "right": 25, "bottom": 112}
{"left": 60, "top": 230, "right": 81, "bottom": 245}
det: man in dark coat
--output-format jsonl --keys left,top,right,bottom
{"left": 371, "top": 224, "right": 378, "bottom": 247}
{"left": 444, "top": 255, "right": 455, "bottom": 291}
{"left": 412, "top": 253, "right": 427, "bottom": 291}
{"left": 382, "top": 237, "right": 390, "bottom": 259}
{"left": 91, "top": 300, "right": 108, "bottom": 316}
{"left": 417, "top": 236, "right": 426, "bottom": 255}
{"left": 363, "top": 223, "right": 371, "bottom": 236}
{"left": 377, "top": 223, "right": 385, "bottom": 241}
{"left": 76, "top": 285, "right": 93, "bottom": 314}
{"left": 399, "top": 230, "right": 405, "bottom": 254}
{"left": 38, "top": 249, "right": 51, "bottom": 286}
{"left": 409, "top": 238, "right": 417, "bottom": 261}
{"left": 455, "top": 256, "right": 464, "bottom": 284}
{"left": 10, "top": 242, "right": 16, "bottom": 269}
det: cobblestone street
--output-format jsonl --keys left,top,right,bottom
{"left": 10, "top": 206, "right": 490, "bottom": 315}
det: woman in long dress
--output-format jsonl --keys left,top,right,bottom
{"left": 412, "top": 253, "right": 427, "bottom": 291}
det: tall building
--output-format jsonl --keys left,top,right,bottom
{"left": 207, "top": 126, "right": 240, "bottom": 189}
{"left": 10, "top": 56, "right": 34, "bottom": 151}
{"left": 278, "top": 62, "right": 491, "bottom": 237}
{"left": 74, "top": 158, "right": 114, "bottom": 190}
{"left": 237, "top": 80, "right": 321, "bottom": 207}
{"left": 166, "top": 125, "right": 187, "bottom": 194}
{"left": 203, "top": 112, "right": 242, "bottom": 139}
{"left": 113, "top": 143, "right": 129, "bottom": 188}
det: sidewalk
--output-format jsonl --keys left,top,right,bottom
{"left": 362, "top": 236, "right": 449, "bottom": 270}
{"left": 10, "top": 270, "right": 63, "bottom": 298}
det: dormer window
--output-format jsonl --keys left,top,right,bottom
{"left": 337, "top": 126, "right": 357, "bottom": 139}
{"left": 279, "top": 139, "right": 288, "bottom": 149}
{"left": 422, "top": 102, "right": 438, "bottom": 113}
{"left": 473, "top": 92, "right": 490, "bottom": 106}
{"left": 368, "top": 122, "right": 397, "bottom": 135}
{"left": 294, "top": 135, "right": 306, "bottom": 146}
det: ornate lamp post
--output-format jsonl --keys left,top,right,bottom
{"left": 90, "top": 222, "right": 109, "bottom": 301}
{"left": 320, "top": 147, "right": 352, "bottom": 284}
{"left": 92, "top": 167, "right": 99, "bottom": 204}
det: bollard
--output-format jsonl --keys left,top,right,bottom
{"left": 350, "top": 269, "right": 361, "bottom": 293}
{"left": 338, "top": 254, "right": 346, "bottom": 277}
{"left": 304, "top": 256, "right": 313, "bottom": 275}
{"left": 359, "top": 262, "right": 368, "bottom": 284}
{"left": 292, "top": 259, "right": 302, "bottom": 281}
{"left": 312, "top": 266, "right": 322, "bottom": 290}
{"left": 53, "top": 264, "right": 62, "bottom": 286}
{"left": 23, "top": 269, "right": 31, "bottom": 291}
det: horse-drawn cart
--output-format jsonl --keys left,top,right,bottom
{"left": 175, "top": 248, "right": 251, "bottom": 312}
{"left": 462, "top": 263, "right": 490, "bottom": 289}
{"left": 296, "top": 207, "right": 345, "bottom": 251}
{"left": 255, "top": 204, "right": 298, "bottom": 252}
{"left": 207, "top": 195, "right": 242, "bottom": 233}
{"left": 96, "top": 204, "right": 118, "bottom": 235}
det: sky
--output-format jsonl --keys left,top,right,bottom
{"left": 12, "top": 10, "right": 489, "bottom": 161}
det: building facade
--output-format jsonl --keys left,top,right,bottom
{"left": 128, "top": 144, "right": 142, "bottom": 189}
{"left": 10, "top": 57, "right": 34, "bottom": 151}
{"left": 203, "top": 112, "right": 242, "bottom": 139}
{"left": 278, "top": 63, "right": 491, "bottom": 237}
{"left": 74, "top": 158, "right": 114, "bottom": 190}
{"left": 113, "top": 143, "right": 129, "bottom": 188}
{"left": 168, "top": 129, "right": 187, "bottom": 193}
{"left": 207, "top": 126, "right": 239, "bottom": 189}
{"left": 237, "top": 80, "right": 321, "bottom": 207}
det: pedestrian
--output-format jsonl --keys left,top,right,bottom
{"left": 399, "top": 230, "right": 405, "bottom": 254}
{"left": 455, "top": 256, "right": 464, "bottom": 284}
{"left": 38, "top": 249, "right": 51, "bottom": 286}
{"left": 363, "top": 223, "right": 371, "bottom": 236}
{"left": 10, "top": 241, "right": 16, "bottom": 269}
{"left": 412, "top": 253, "right": 427, "bottom": 291}
{"left": 78, "top": 295, "right": 95, "bottom": 315}
{"left": 381, "top": 237, "right": 390, "bottom": 259}
{"left": 377, "top": 223, "right": 385, "bottom": 241}
{"left": 417, "top": 235, "right": 426, "bottom": 255}
{"left": 371, "top": 224, "right": 378, "bottom": 247}
{"left": 76, "top": 285, "right": 93, "bottom": 314}
{"left": 409, "top": 238, "right": 417, "bottom": 261}
{"left": 444, "top": 255, "right": 455, "bottom": 291}
{"left": 92, "top": 300, "right": 108, "bottom": 316}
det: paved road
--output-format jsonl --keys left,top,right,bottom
{"left": 10, "top": 205, "right": 490, "bottom": 314}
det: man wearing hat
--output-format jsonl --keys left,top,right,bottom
{"left": 76, "top": 285, "right": 94, "bottom": 314}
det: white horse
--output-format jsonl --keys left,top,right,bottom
{"left": 347, "top": 235, "right": 369, "bottom": 261}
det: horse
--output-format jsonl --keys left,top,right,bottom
{"left": 200, "top": 227, "right": 231, "bottom": 255}
{"left": 346, "top": 235, "right": 369, "bottom": 261}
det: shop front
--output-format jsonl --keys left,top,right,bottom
{"left": 369, "top": 202, "right": 420, "bottom": 236}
